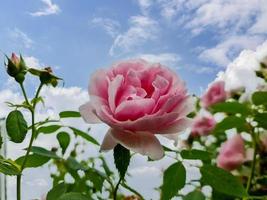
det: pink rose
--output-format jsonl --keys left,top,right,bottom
{"left": 217, "top": 135, "right": 245, "bottom": 171}
{"left": 80, "top": 59, "right": 193, "bottom": 160}
{"left": 191, "top": 115, "right": 216, "bottom": 137}
{"left": 201, "top": 81, "right": 227, "bottom": 108}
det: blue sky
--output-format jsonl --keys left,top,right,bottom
{"left": 1, "top": 0, "right": 266, "bottom": 94}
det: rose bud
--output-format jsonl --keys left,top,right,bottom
{"left": 5, "top": 53, "right": 27, "bottom": 83}
{"left": 79, "top": 59, "right": 193, "bottom": 160}
{"left": 191, "top": 115, "right": 216, "bottom": 137}
{"left": 217, "top": 134, "right": 245, "bottom": 171}
{"left": 28, "top": 67, "right": 62, "bottom": 87}
{"left": 201, "top": 81, "right": 227, "bottom": 108}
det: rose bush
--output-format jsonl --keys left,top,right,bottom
{"left": 1, "top": 46, "right": 267, "bottom": 200}
{"left": 79, "top": 59, "right": 193, "bottom": 159}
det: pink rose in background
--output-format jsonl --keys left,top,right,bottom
{"left": 201, "top": 81, "right": 227, "bottom": 108}
{"left": 217, "top": 134, "right": 245, "bottom": 171}
{"left": 80, "top": 59, "right": 193, "bottom": 160}
{"left": 191, "top": 115, "right": 216, "bottom": 137}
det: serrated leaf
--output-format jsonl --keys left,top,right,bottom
{"left": 211, "top": 102, "right": 250, "bottom": 115}
{"left": 59, "top": 111, "right": 81, "bottom": 118}
{"left": 200, "top": 165, "right": 247, "bottom": 198}
{"left": 6, "top": 110, "right": 28, "bottom": 143}
{"left": 37, "top": 125, "right": 61, "bottom": 134}
{"left": 70, "top": 127, "right": 99, "bottom": 146}
{"left": 29, "top": 146, "right": 60, "bottom": 159}
{"left": 0, "top": 157, "right": 20, "bottom": 175}
{"left": 180, "top": 149, "right": 211, "bottom": 162}
{"left": 252, "top": 91, "right": 267, "bottom": 106}
{"left": 57, "top": 132, "right": 70, "bottom": 154}
{"left": 113, "top": 144, "right": 130, "bottom": 179}
{"left": 16, "top": 154, "right": 50, "bottom": 168}
{"left": 254, "top": 113, "right": 267, "bottom": 129}
{"left": 183, "top": 190, "right": 205, "bottom": 200}
{"left": 47, "top": 183, "right": 67, "bottom": 200}
{"left": 58, "top": 192, "right": 88, "bottom": 200}
{"left": 161, "top": 162, "right": 186, "bottom": 200}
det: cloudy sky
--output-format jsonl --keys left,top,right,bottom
{"left": 0, "top": 0, "right": 267, "bottom": 199}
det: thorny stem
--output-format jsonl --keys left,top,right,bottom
{"left": 16, "top": 83, "right": 43, "bottom": 200}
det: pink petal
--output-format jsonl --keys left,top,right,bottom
{"left": 100, "top": 130, "right": 118, "bottom": 151}
{"left": 115, "top": 98, "right": 155, "bottom": 121}
{"left": 108, "top": 75, "right": 124, "bottom": 113}
{"left": 79, "top": 102, "right": 101, "bottom": 123}
{"left": 89, "top": 69, "right": 109, "bottom": 99}
{"left": 159, "top": 118, "right": 192, "bottom": 134}
{"left": 110, "top": 129, "right": 164, "bottom": 160}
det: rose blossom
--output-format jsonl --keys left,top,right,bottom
{"left": 201, "top": 81, "right": 227, "bottom": 108}
{"left": 191, "top": 115, "right": 216, "bottom": 137}
{"left": 79, "top": 59, "right": 193, "bottom": 160}
{"left": 217, "top": 134, "right": 245, "bottom": 171}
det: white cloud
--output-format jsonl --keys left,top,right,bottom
{"left": 156, "top": 0, "right": 267, "bottom": 66}
{"left": 24, "top": 56, "right": 42, "bottom": 68}
{"left": 136, "top": 53, "right": 181, "bottom": 67}
{"left": 9, "top": 28, "right": 34, "bottom": 49}
{"left": 137, "top": 0, "right": 154, "bottom": 14}
{"left": 30, "top": 0, "right": 60, "bottom": 17}
{"left": 91, "top": 17, "right": 120, "bottom": 38}
{"left": 199, "top": 35, "right": 264, "bottom": 66}
{"left": 109, "top": 15, "right": 159, "bottom": 56}
{"left": 158, "top": 0, "right": 265, "bottom": 35}
{"left": 215, "top": 40, "right": 267, "bottom": 100}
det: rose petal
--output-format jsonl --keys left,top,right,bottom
{"left": 100, "top": 129, "right": 118, "bottom": 151}
{"left": 159, "top": 118, "right": 192, "bottom": 134}
{"left": 115, "top": 98, "right": 155, "bottom": 121}
{"left": 110, "top": 129, "right": 164, "bottom": 160}
{"left": 89, "top": 69, "right": 109, "bottom": 99}
{"left": 108, "top": 75, "right": 124, "bottom": 113}
{"left": 79, "top": 102, "right": 101, "bottom": 123}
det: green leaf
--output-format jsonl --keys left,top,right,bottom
{"left": 214, "top": 116, "right": 248, "bottom": 134}
{"left": 254, "top": 113, "right": 267, "bottom": 129}
{"left": 57, "top": 132, "right": 71, "bottom": 154}
{"left": 161, "top": 162, "right": 186, "bottom": 200}
{"left": 113, "top": 144, "right": 130, "bottom": 179}
{"left": 200, "top": 165, "right": 247, "bottom": 198}
{"left": 252, "top": 91, "right": 267, "bottom": 106}
{"left": 69, "top": 127, "right": 99, "bottom": 146}
{"left": 0, "top": 157, "right": 20, "bottom": 175}
{"left": 183, "top": 190, "right": 205, "bottom": 200}
{"left": 211, "top": 102, "right": 250, "bottom": 115}
{"left": 86, "top": 168, "right": 105, "bottom": 192}
{"left": 6, "top": 110, "right": 28, "bottom": 143}
{"left": 29, "top": 146, "right": 60, "bottom": 159}
{"left": 37, "top": 125, "right": 61, "bottom": 134}
{"left": 58, "top": 192, "right": 88, "bottom": 200}
{"left": 66, "top": 157, "right": 87, "bottom": 171}
{"left": 180, "top": 149, "right": 211, "bottom": 162}
{"left": 59, "top": 111, "right": 81, "bottom": 118}
{"left": 16, "top": 154, "right": 50, "bottom": 168}
{"left": 47, "top": 183, "right": 67, "bottom": 200}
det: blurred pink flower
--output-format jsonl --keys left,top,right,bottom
{"left": 191, "top": 115, "right": 216, "bottom": 137}
{"left": 80, "top": 59, "right": 193, "bottom": 160}
{"left": 201, "top": 81, "right": 227, "bottom": 108}
{"left": 217, "top": 134, "right": 245, "bottom": 171}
